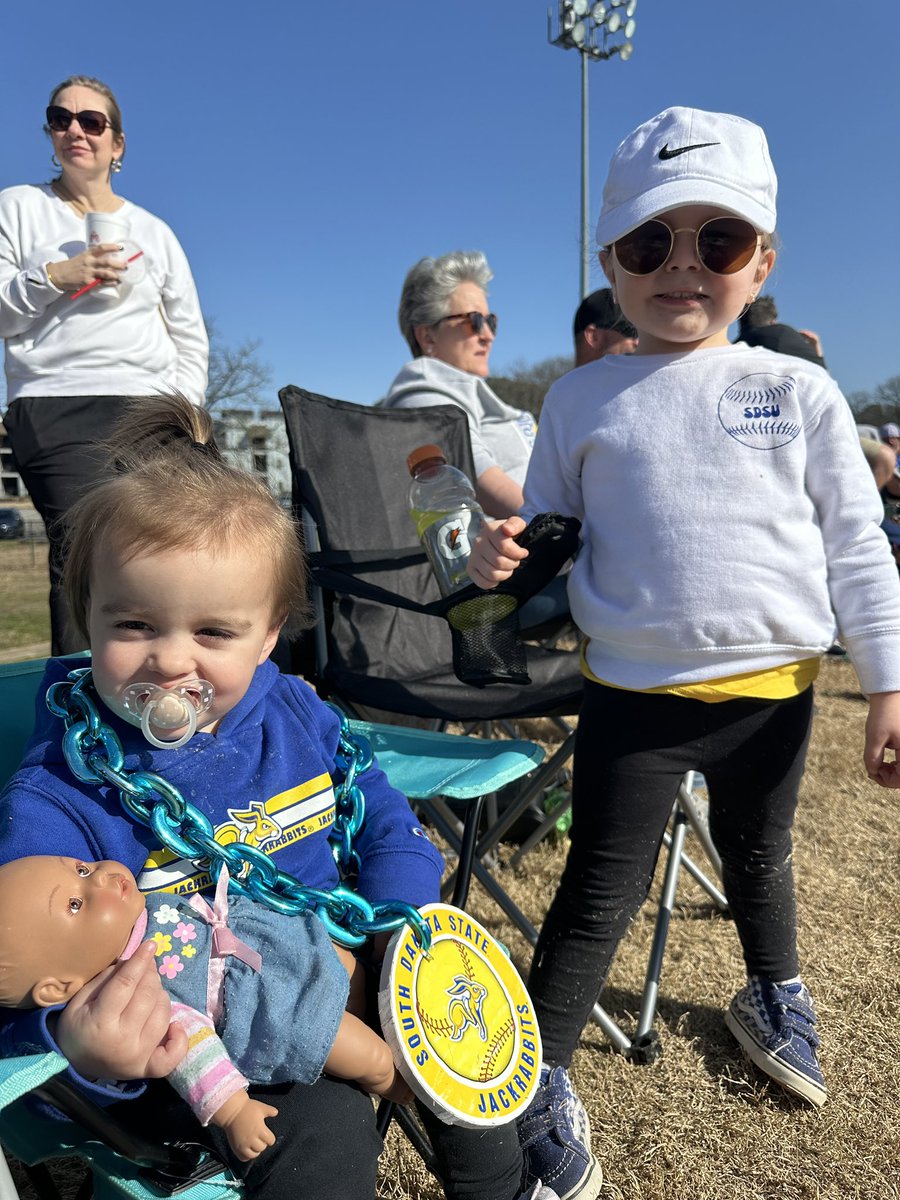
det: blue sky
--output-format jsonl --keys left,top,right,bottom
{"left": 4, "top": 1, "right": 899, "bottom": 407}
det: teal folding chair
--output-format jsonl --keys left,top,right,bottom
{"left": 0, "top": 657, "right": 544, "bottom": 1200}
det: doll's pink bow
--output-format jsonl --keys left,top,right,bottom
{"left": 189, "top": 866, "right": 262, "bottom": 1023}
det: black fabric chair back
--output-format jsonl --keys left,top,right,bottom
{"left": 279, "top": 386, "right": 583, "bottom": 721}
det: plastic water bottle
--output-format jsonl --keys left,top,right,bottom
{"left": 407, "top": 444, "right": 485, "bottom": 596}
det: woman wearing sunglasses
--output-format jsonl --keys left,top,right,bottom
{"left": 469, "top": 107, "right": 900, "bottom": 1192}
{"left": 0, "top": 74, "right": 207, "bottom": 655}
{"left": 381, "top": 251, "right": 535, "bottom": 519}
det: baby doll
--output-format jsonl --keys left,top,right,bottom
{"left": 0, "top": 855, "right": 411, "bottom": 1161}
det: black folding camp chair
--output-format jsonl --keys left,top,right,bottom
{"left": 277, "top": 386, "right": 584, "bottom": 931}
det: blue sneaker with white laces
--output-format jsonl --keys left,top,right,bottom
{"left": 725, "top": 975, "right": 827, "bottom": 1106}
{"left": 517, "top": 1066, "right": 603, "bottom": 1200}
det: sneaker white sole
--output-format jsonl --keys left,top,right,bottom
{"left": 557, "top": 1154, "right": 603, "bottom": 1200}
{"left": 725, "top": 1008, "right": 827, "bottom": 1107}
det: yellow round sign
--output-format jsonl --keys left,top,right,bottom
{"left": 378, "top": 902, "right": 542, "bottom": 1127}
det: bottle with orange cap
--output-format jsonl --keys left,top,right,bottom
{"left": 407, "top": 444, "right": 485, "bottom": 596}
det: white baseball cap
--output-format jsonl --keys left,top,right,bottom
{"left": 596, "top": 108, "right": 778, "bottom": 247}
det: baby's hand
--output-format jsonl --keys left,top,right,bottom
{"left": 215, "top": 1093, "right": 278, "bottom": 1162}
{"left": 468, "top": 516, "right": 529, "bottom": 589}
{"left": 57, "top": 940, "right": 187, "bottom": 1080}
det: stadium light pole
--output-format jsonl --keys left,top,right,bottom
{"left": 548, "top": 1, "right": 637, "bottom": 299}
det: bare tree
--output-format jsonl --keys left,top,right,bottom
{"left": 204, "top": 317, "right": 272, "bottom": 412}
{"left": 875, "top": 376, "right": 900, "bottom": 415}
{"left": 489, "top": 354, "right": 573, "bottom": 418}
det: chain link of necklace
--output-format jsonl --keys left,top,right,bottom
{"left": 46, "top": 667, "right": 431, "bottom": 952}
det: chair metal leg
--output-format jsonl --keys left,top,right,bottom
{"left": 599, "top": 774, "right": 729, "bottom": 1062}
{"left": 628, "top": 806, "right": 691, "bottom": 1063}
{"left": 0, "top": 1151, "right": 20, "bottom": 1200}
{"left": 375, "top": 1100, "right": 438, "bottom": 1178}
{"left": 507, "top": 791, "right": 571, "bottom": 867}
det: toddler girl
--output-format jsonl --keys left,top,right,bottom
{"left": 471, "top": 107, "right": 900, "bottom": 1198}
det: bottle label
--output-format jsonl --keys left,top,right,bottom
{"left": 431, "top": 510, "right": 475, "bottom": 561}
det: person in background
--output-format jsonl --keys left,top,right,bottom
{"left": 381, "top": 251, "right": 534, "bottom": 518}
{"left": 572, "top": 288, "right": 638, "bottom": 366}
{"left": 737, "top": 295, "right": 825, "bottom": 368}
{"left": 0, "top": 75, "right": 208, "bottom": 656}
{"left": 879, "top": 422, "right": 900, "bottom": 461}
{"left": 859, "top": 435, "right": 897, "bottom": 492}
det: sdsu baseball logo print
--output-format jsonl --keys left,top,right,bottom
{"left": 718, "top": 373, "right": 801, "bottom": 449}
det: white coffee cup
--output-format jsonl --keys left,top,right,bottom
{"left": 84, "top": 211, "right": 144, "bottom": 290}
{"left": 85, "top": 210, "right": 130, "bottom": 250}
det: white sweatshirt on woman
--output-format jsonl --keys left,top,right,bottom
{"left": 522, "top": 344, "right": 900, "bottom": 695}
{"left": 0, "top": 183, "right": 207, "bottom": 405}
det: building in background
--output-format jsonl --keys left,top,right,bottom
{"left": 213, "top": 408, "right": 291, "bottom": 503}
{"left": 1, "top": 418, "right": 25, "bottom": 499}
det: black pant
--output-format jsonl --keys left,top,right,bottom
{"left": 110, "top": 1074, "right": 525, "bottom": 1200}
{"left": 4, "top": 395, "right": 124, "bottom": 655}
{"left": 529, "top": 680, "right": 814, "bottom": 1067}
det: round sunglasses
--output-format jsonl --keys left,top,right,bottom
{"left": 46, "top": 105, "right": 111, "bottom": 137}
{"left": 436, "top": 311, "right": 498, "bottom": 336}
{"left": 612, "top": 217, "right": 761, "bottom": 277}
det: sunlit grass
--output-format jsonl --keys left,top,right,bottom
{"left": 0, "top": 541, "right": 51, "bottom": 653}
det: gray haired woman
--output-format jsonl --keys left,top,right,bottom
{"left": 381, "top": 250, "right": 535, "bottom": 518}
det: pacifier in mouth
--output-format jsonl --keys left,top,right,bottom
{"left": 121, "top": 680, "right": 215, "bottom": 749}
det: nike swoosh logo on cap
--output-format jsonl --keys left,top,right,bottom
{"left": 658, "top": 142, "right": 720, "bottom": 159}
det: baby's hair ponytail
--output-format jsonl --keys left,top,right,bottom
{"left": 105, "top": 392, "right": 223, "bottom": 474}
{"left": 63, "top": 393, "right": 310, "bottom": 645}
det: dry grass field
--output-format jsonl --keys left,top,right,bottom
{"left": 5, "top": 656, "right": 899, "bottom": 1200}
{"left": 0, "top": 541, "right": 51, "bottom": 657}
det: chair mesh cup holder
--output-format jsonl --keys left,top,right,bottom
{"left": 438, "top": 512, "right": 581, "bottom": 687}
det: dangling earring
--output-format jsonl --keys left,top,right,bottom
{"left": 736, "top": 293, "right": 758, "bottom": 323}
{"left": 51, "top": 153, "right": 61, "bottom": 169}
{"left": 111, "top": 158, "right": 122, "bottom": 173}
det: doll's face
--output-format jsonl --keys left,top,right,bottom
{"left": 0, "top": 856, "right": 145, "bottom": 1008}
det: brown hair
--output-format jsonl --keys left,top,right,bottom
{"left": 62, "top": 393, "right": 310, "bottom": 644}
{"left": 45, "top": 75, "right": 125, "bottom": 160}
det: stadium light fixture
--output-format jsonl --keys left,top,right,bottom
{"left": 548, "top": 0, "right": 637, "bottom": 298}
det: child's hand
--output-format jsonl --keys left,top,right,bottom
{"left": 215, "top": 1093, "right": 278, "bottom": 1162}
{"left": 56, "top": 940, "right": 188, "bottom": 1079}
{"left": 468, "top": 516, "right": 529, "bottom": 589}
{"left": 864, "top": 692, "right": 900, "bottom": 787}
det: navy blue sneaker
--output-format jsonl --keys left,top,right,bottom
{"left": 517, "top": 1066, "right": 602, "bottom": 1200}
{"left": 725, "top": 975, "right": 827, "bottom": 1106}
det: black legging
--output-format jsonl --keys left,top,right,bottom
{"left": 4, "top": 395, "right": 123, "bottom": 655}
{"left": 110, "top": 1070, "right": 526, "bottom": 1200}
{"left": 529, "top": 679, "right": 814, "bottom": 1068}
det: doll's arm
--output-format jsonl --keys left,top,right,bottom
{"left": 209, "top": 1091, "right": 278, "bottom": 1162}
{"left": 166, "top": 1002, "right": 278, "bottom": 1160}
{"left": 325, "top": 1009, "right": 412, "bottom": 1105}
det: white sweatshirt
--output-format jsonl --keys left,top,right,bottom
{"left": 522, "top": 344, "right": 900, "bottom": 695}
{"left": 381, "top": 357, "right": 535, "bottom": 488}
{"left": 0, "top": 183, "right": 208, "bottom": 405}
